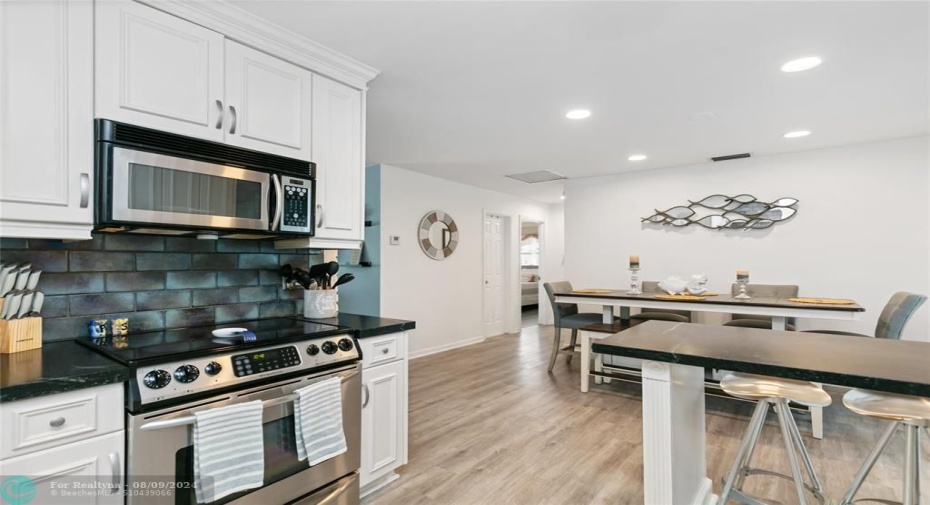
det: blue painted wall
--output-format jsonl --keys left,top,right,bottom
{"left": 337, "top": 165, "right": 381, "bottom": 316}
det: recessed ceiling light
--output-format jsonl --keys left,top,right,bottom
{"left": 566, "top": 109, "right": 591, "bottom": 120}
{"left": 781, "top": 56, "right": 822, "bottom": 73}
{"left": 783, "top": 130, "right": 811, "bottom": 138}
{"left": 628, "top": 154, "right": 647, "bottom": 161}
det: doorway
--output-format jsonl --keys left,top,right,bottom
{"left": 519, "top": 220, "right": 544, "bottom": 328}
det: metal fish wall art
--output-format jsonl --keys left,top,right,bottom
{"left": 641, "top": 194, "right": 799, "bottom": 231}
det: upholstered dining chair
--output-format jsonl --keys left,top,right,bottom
{"left": 630, "top": 281, "right": 691, "bottom": 323}
{"left": 805, "top": 291, "right": 927, "bottom": 340}
{"left": 544, "top": 281, "right": 608, "bottom": 372}
{"left": 724, "top": 283, "right": 799, "bottom": 330}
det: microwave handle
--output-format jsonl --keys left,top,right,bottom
{"left": 271, "top": 174, "right": 283, "bottom": 231}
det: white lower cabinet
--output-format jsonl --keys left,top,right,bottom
{"left": 359, "top": 332, "right": 408, "bottom": 496}
{"left": 0, "top": 384, "right": 125, "bottom": 504}
{"left": 0, "top": 431, "right": 124, "bottom": 504}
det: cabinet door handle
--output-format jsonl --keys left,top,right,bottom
{"left": 109, "top": 451, "right": 122, "bottom": 494}
{"left": 49, "top": 416, "right": 66, "bottom": 428}
{"left": 79, "top": 173, "right": 90, "bottom": 208}
{"left": 362, "top": 383, "right": 370, "bottom": 408}
{"left": 381, "top": 348, "right": 389, "bottom": 354}
{"left": 229, "top": 105, "right": 238, "bottom": 134}
{"left": 316, "top": 204, "right": 324, "bottom": 228}
{"left": 215, "top": 100, "right": 224, "bottom": 129}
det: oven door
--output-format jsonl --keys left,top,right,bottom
{"left": 127, "top": 365, "right": 361, "bottom": 505}
{"left": 110, "top": 146, "right": 271, "bottom": 231}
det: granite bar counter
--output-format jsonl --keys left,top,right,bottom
{"left": 0, "top": 340, "right": 130, "bottom": 403}
{"left": 591, "top": 321, "right": 930, "bottom": 505}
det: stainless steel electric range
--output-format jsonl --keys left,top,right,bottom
{"left": 79, "top": 317, "right": 362, "bottom": 505}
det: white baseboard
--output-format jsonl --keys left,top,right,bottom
{"left": 409, "top": 335, "right": 486, "bottom": 360}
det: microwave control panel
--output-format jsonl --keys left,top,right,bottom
{"left": 280, "top": 176, "right": 312, "bottom": 233}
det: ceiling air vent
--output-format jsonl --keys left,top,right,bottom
{"left": 505, "top": 170, "right": 567, "bottom": 184}
{"left": 711, "top": 153, "right": 752, "bottom": 162}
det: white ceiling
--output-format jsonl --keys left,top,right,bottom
{"left": 231, "top": 1, "right": 929, "bottom": 204}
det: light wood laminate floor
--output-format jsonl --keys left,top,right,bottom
{"left": 364, "top": 324, "right": 930, "bottom": 504}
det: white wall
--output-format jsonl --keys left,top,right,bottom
{"left": 378, "top": 164, "right": 557, "bottom": 357}
{"left": 539, "top": 203, "right": 565, "bottom": 325}
{"left": 565, "top": 136, "right": 930, "bottom": 340}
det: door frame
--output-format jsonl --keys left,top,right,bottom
{"left": 482, "top": 210, "right": 515, "bottom": 337}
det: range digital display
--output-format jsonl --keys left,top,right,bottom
{"left": 252, "top": 349, "right": 282, "bottom": 361}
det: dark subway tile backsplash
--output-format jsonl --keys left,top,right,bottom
{"left": 0, "top": 234, "right": 313, "bottom": 341}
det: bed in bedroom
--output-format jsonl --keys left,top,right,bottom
{"left": 521, "top": 266, "right": 539, "bottom": 306}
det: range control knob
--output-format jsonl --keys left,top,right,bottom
{"left": 204, "top": 362, "right": 222, "bottom": 376}
{"left": 321, "top": 341, "right": 338, "bottom": 355}
{"left": 143, "top": 370, "right": 171, "bottom": 389}
{"left": 337, "top": 338, "right": 354, "bottom": 352}
{"left": 173, "top": 365, "right": 200, "bottom": 383}
{"left": 306, "top": 344, "right": 320, "bottom": 356}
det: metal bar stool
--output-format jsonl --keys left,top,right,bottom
{"left": 719, "top": 372, "right": 832, "bottom": 505}
{"left": 839, "top": 389, "right": 930, "bottom": 505}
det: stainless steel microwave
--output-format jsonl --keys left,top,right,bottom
{"left": 94, "top": 119, "right": 315, "bottom": 239}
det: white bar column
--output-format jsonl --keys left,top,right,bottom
{"left": 641, "top": 360, "right": 716, "bottom": 505}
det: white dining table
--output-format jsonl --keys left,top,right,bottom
{"left": 554, "top": 289, "right": 865, "bottom": 439}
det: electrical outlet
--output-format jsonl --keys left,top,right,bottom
{"left": 390, "top": 236, "right": 400, "bottom": 245}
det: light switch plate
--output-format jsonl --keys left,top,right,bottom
{"left": 390, "top": 236, "right": 400, "bottom": 245}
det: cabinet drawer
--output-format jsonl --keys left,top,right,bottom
{"left": 359, "top": 332, "right": 406, "bottom": 369}
{"left": 1, "top": 384, "right": 123, "bottom": 459}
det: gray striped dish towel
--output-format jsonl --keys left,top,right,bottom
{"left": 294, "top": 377, "right": 347, "bottom": 465}
{"left": 193, "top": 400, "right": 265, "bottom": 503}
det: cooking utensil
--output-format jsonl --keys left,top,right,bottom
{"left": 28, "top": 292, "right": 44, "bottom": 317}
{"left": 3, "top": 293, "right": 23, "bottom": 320}
{"left": 0, "top": 264, "right": 18, "bottom": 297}
{"left": 331, "top": 273, "right": 355, "bottom": 288}
{"left": 25, "top": 270, "right": 41, "bottom": 290}
{"left": 16, "top": 292, "right": 33, "bottom": 319}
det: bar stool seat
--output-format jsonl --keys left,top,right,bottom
{"left": 718, "top": 373, "right": 831, "bottom": 505}
{"left": 843, "top": 389, "right": 930, "bottom": 426}
{"left": 721, "top": 373, "right": 832, "bottom": 407}
{"left": 839, "top": 389, "right": 930, "bottom": 505}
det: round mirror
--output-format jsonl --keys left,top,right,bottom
{"left": 418, "top": 210, "right": 459, "bottom": 260}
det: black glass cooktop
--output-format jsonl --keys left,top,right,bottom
{"left": 77, "top": 317, "right": 352, "bottom": 366}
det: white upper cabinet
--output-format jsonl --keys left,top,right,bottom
{"left": 0, "top": 0, "right": 94, "bottom": 240}
{"left": 311, "top": 75, "right": 363, "bottom": 241}
{"left": 96, "top": 1, "right": 314, "bottom": 161}
{"left": 95, "top": 0, "right": 225, "bottom": 142}
{"left": 225, "top": 41, "right": 313, "bottom": 159}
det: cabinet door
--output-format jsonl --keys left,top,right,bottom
{"left": 0, "top": 0, "right": 94, "bottom": 240}
{"left": 95, "top": 0, "right": 224, "bottom": 142}
{"left": 312, "top": 75, "right": 363, "bottom": 241}
{"left": 360, "top": 359, "right": 406, "bottom": 488}
{"left": 0, "top": 431, "right": 124, "bottom": 504}
{"left": 225, "top": 40, "right": 312, "bottom": 160}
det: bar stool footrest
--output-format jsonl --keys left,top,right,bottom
{"left": 722, "top": 469, "right": 825, "bottom": 505}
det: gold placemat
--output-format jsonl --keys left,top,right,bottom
{"left": 788, "top": 297, "right": 856, "bottom": 305}
{"left": 572, "top": 289, "right": 613, "bottom": 294}
{"left": 654, "top": 294, "right": 707, "bottom": 301}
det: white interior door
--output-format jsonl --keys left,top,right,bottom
{"left": 484, "top": 213, "right": 505, "bottom": 337}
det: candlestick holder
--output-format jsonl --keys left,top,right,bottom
{"left": 735, "top": 279, "right": 751, "bottom": 299}
{"left": 627, "top": 268, "right": 642, "bottom": 295}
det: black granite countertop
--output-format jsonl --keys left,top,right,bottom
{"left": 1, "top": 313, "right": 415, "bottom": 403}
{"left": 0, "top": 341, "right": 130, "bottom": 403}
{"left": 303, "top": 313, "right": 416, "bottom": 338}
{"left": 592, "top": 321, "right": 930, "bottom": 397}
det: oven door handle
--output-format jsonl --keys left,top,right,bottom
{"left": 317, "top": 477, "right": 355, "bottom": 505}
{"left": 139, "top": 369, "right": 359, "bottom": 431}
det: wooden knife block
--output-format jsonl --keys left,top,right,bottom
{"left": 0, "top": 300, "right": 43, "bottom": 354}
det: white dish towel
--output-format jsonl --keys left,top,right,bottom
{"left": 294, "top": 377, "right": 347, "bottom": 465}
{"left": 193, "top": 400, "right": 265, "bottom": 503}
